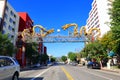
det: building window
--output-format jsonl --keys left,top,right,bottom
{"left": 96, "top": 24, "right": 100, "bottom": 28}
{"left": 6, "top": 6, "right": 9, "bottom": 12}
{"left": 94, "top": 12, "right": 98, "bottom": 17}
{"left": 8, "top": 33, "right": 11, "bottom": 38}
{"left": 11, "top": 35, "right": 14, "bottom": 38}
{"left": 13, "top": 21, "right": 16, "bottom": 25}
{"left": 8, "top": 25, "right": 12, "bottom": 31}
{"left": 14, "top": 14, "right": 16, "bottom": 18}
{"left": 9, "top": 18, "right": 13, "bottom": 23}
{"left": 0, "top": 18, "right": 1, "bottom": 22}
{"left": 2, "top": 30, "right": 5, "bottom": 34}
{"left": 4, "top": 13, "right": 8, "bottom": 19}
{"left": 3, "top": 22, "right": 7, "bottom": 27}
{"left": 95, "top": 22, "right": 97, "bottom": 25}
{"left": 10, "top": 11, "right": 14, "bottom": 16}
{"left": 94, "top": 16, "right": 98, "bottom": 21}
{"left": 12, "top": 28, "right": 15, "bottom": 32}
{"left": 26, "top": 21, "right": 29, "bottom": 26}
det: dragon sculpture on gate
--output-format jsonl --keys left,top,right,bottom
{"left": 62, "top": 23, "right": 101, "bottom": 42}
{"left": 21, "top": 25, "right": 54, "bottom": 42}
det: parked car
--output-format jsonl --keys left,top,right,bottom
{"left": 69, "top": 62, "right": 78, "bottom": 66}
{"left": 47, "top": 62, "right": 53, "bottom": 66}
{"left": 87, "top": 61, "right": 100, "bottom": 69}
{"left": 0, "top": 56, "right": 20, "bottom": 80}
{"left": 32, "top": 63, "right": 41, "bottom": 68}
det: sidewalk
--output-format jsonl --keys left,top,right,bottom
{"left": 20, "top": 66, "right": 32, "bottom": 71}
{"left": 20, "top": 65, "right": 49, "bottom": 71}
{"left": 101, "top": 67, "right": 120, "bottom": 73}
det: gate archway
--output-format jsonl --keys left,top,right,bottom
{"left": 20, "top": 23, "right": 101, "bottom": 43}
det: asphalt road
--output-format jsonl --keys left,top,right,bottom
{"left": 19, "top": 64, "right": 120, "bottom": 80}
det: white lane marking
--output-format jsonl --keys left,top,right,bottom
{"left": 30, "top": 67, "right": 51, "bottom": 80}
{"left": 84, "top": 70, "right": 113, "bottom": 80}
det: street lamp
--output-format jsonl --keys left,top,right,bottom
{"left": 57, "top": 29, "right": 61, "bottom": 36}
{"left": 57, "top": 29, "right": 60, "bottom": 33}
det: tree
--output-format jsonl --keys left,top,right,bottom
{"left": 99, "top": 31, "right": 114, "bottom": 50}
{"left": 99, "top": 31, "right": 117, "bottom": 57}
{"left": 25, "top": 43, "right": 40, "bottom": 65}
{"left": 76, "top": 53, "right": 81, "bottom": 63}
{"left": 80, "top": 49, "right": 88, "bottom": 58}
{"left": 0, "top": 33, "right": 14, "bottom": 56}
{"left": 51, "top": 57, "right": 56, "bottom": 62}
{"left": 40, "top": 54, "right": 49, "bottom": 63}
{"left": 68, "top": 52, "right": 76, "bottom": 61}
{"left": 61, "top": 56, "right": 67, "bottom": 62}
{"left": 85, "top": 41, "right": 107, "bottom": 61}
{"left": 84, "top": 41, "right": 107, "bottom": 61}
{"left": 83, "top": 41, "right": 108, "bottom": 68}
{"left": 110, "top": 0, "right": 120, "bottom": 56}
{"left": 25, "top": 43, "right": 33, "bottom": 59}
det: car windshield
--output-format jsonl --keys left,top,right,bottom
{"left": 13, "top": 58, "right": 19, "bottom": 65}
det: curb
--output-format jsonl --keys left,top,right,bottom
{"left": 20, "top": 67, "right": 31, "bottom": 71}
{"left": 20, "top": 65, "right": 48, "bottom": 71}
{"left": 101, "top": 68, "right": 120, "bottom": 73}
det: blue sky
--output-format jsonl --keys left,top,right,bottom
{"left": 8, "top": 0, "right": 93, "bottom": 57}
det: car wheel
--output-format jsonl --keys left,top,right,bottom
{"left": 12, "top": 73, "right": 18, "bottom": 80}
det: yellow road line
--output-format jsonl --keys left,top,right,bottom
{"left": 61, "top": 67, "right": 74, "bottom": 80}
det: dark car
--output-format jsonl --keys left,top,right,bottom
{"left": 87, "top": 61, "right": 100, "bottom": 69}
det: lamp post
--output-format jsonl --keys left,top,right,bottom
{"left": 57, "top": 29, "right": 60, "bottom": 36}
